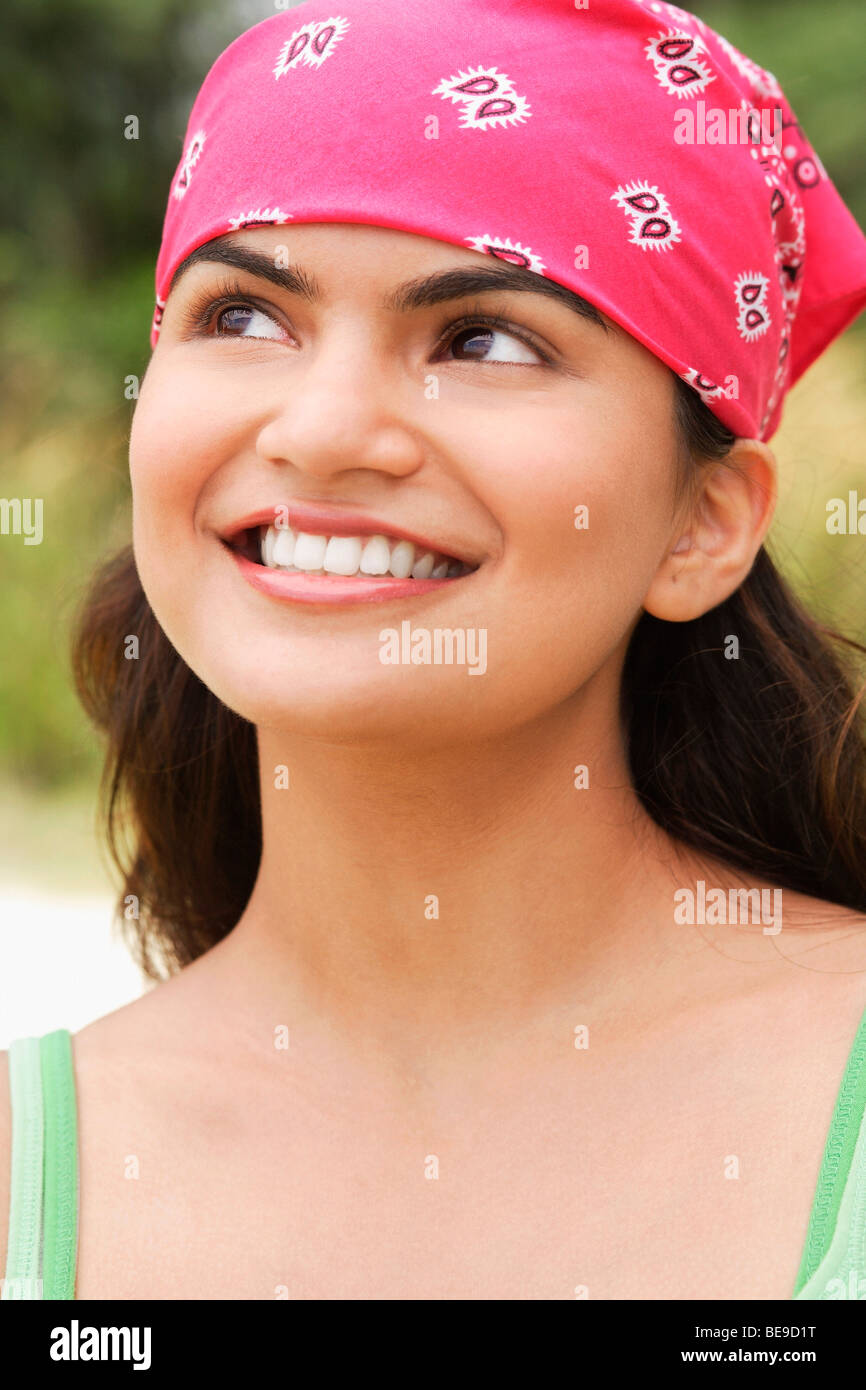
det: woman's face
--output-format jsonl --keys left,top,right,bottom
{"left": 130, "top": 223, "right": 684, "bottom": 744}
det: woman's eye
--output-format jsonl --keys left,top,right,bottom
{"left": 197, "top": 301, "right": 546, "bottom": 361}
{"left": 444, "top": 324, "right": 545, "bottom": 366}
{"left": 215, "top": 304, "right": 286, "bottom": 339}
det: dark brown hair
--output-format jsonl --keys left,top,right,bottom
{"left": 71, "top": 376, "right": 866, "bottom": 980}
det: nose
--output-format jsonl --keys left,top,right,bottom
{"left": 254, "top": 324, "right": 425, "bottom": 485}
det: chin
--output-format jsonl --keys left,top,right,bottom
{"left": 194, "top": 658, "right": 475, "bottom": 745}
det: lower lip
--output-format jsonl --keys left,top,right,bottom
{"left": 228, "top": 548, "right": 467, "bottom": 605}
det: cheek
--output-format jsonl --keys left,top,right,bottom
{"left": 449, "top": 398, "right": 678, "bottom": 712}
{"left": 129, "top": 362, "right": 247, "bottom": 512}
{"left": 128, "top": 364, "right": 250, "bottom": 650}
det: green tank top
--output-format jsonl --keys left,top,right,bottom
{"left": 3, "top": 1014, "right": 866, "bottom": 1299}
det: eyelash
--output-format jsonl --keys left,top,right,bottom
{"left": 436, "top": 309, "right": 553, "bottom": 367}
{"left": 177, "top": 278, "right": 554, "bottom": 368}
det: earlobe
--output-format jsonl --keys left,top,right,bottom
{"left": 642, "top": 438, "right": 778, "bottom": 623}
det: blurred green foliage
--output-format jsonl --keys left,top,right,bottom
{"left": 0, "top": 0, "right": 864, "bottom": 794}
{"left": 699, "top": 0, "right": 866, "bottom": 226}
{"left": 1, "top": 0, "right": 256, "bottom": 787}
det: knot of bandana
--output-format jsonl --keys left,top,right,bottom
{"left": 151, "top": 0, "right": 866, "bottom": 440}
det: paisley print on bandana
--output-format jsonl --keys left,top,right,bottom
{"left": 735, "top": 270, "right": 772, "bottom": 342}
{"left": 463, "top": 236, "right": 546, "bottom": 274}
{"left": 645, "top": 30, "right": 716, "bottom": 99}
{"left": 432, "top": 66, "right": 532, "bottom": 129}
{"left": 273, "top": 16, "right": 349, "bottom": 77}
{"left": 228, "top": 208, "right": 293, "bottom": 231}
{"left": 612, "top": 182, "right": 682, "bottom": 252}
{"left": 680, "top": 367, "right": 727, "bottom": 404}
{"left": 172, "top": 130, "right": 205, "bottom": 201}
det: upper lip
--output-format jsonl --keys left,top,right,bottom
{"left": 218, "top": 503, "right": 482, "bottom": 568}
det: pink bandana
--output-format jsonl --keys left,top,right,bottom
{"left": 151, "top": 0, "right": 866, "bottom": 440}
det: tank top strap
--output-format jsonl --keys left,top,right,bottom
{"left": 2, "top": 1029, "right": 78, "bottom": 1301}
{"left": 793, "top": 1002, "right": 866, "bottom": 1298}
{"left": 1, "top": 1037, "right": 43, "bottom": 1299}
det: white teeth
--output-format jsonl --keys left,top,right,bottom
{"left": 293, "top": 532, "right": 328, "bottom": 571}
{"left": 411, "top": 550, "right": 435, "bottom": 579}
{"left": 388, "top": 539, "right": 415, "bottom": 579}
{"left": 256, "top": 525, "right": 475, "bottom": 580}
{"left": 359, "top": 535, "right": 391, "bottom": 575}
{"left": 323, "top": 535, "right": 362, "bottom": 576}
{"left": 262, "top": 525, "right": 277, "bottom": 568}
{"left": 271, "top": 526, "right": 295, "bottom": 568}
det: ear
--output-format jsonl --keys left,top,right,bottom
{"left": 643, "top": 438, "right": 778, "bottom": 622}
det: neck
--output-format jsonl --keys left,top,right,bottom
{"left": 220, "top": 683, "right": 702, "bottom": 1056}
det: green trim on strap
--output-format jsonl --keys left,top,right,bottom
{"left": 2, "top": 1029, "right": 78, "bottom": 1301}
{"left": 40, "top": 1029, "right": 78, "bottom": 1300}
{"left": 792, "top": 1005, "right": 866, "bottom": 1296}
{"left": 1, "top": 1038, "right": 44, "bottom": 1300}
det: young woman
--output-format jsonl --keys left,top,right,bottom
{"left": 3, "top": 0, "right": 866, "bottom": 1301}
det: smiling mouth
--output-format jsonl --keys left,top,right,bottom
{"left": 225, "top": 525, "right": 479, "bottom": 581}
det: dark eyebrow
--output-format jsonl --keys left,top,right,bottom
{"left": 169, "top": 238, "right": 611, "bottom": 333}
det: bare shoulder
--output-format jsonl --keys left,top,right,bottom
{"left": 766, "top": 886, "right": 866, "bottom": 977}
{"left": 0, "top": 1049, "right": 9, "bottom": 1279}
{"left": 70, "top": 940, "right": 246, "bottom": 1120}
{"left": 0, "top": 966, "right": 211, "bottom": 1285}
{"left": 664, "top": 871, "right": 866, "bottom": 1101}
{"left": 715, "top": 886, "right": 866, "bottom": 1081}
{"left": 73, "top": 967, "right": 199, "bottom": 1074}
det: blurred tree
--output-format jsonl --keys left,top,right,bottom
{"left": 0, "top": 0, "right": 255, "bottom": 785}
{"left": 2, "top": 1, "right": 243, "bottom": 278}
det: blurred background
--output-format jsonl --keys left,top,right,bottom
{"left": 1, "top": 0, "right": 864, "bottom": 1042}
